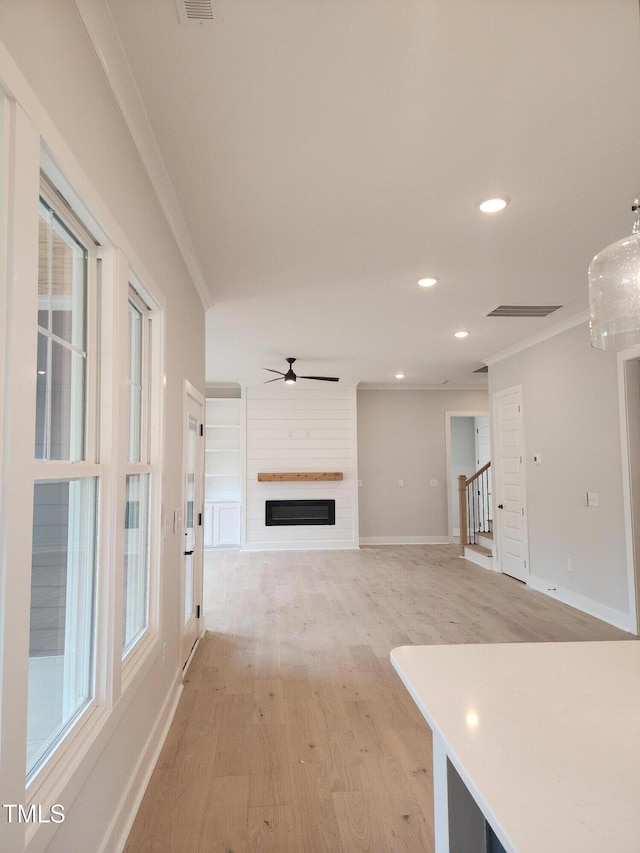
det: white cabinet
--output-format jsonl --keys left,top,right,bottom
{"left": 204, "top": 396, "right": 242, "bottom": 547}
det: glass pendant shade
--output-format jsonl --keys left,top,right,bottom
{"left": 589, "top": 198, "right": 640, "bottom": 350}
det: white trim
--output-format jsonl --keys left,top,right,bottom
{"left": 73, "top": 0, "right": 210, "bottom": 310}
{"left": 617, "top": 344, "right": 640, "bottom": 635}
{"left": 483, "top": 309, "right": 589, "bottom": 366}
{"left": 527, "top": 575, "right": 635, "bottom": 634}
{"left": 97, "top": 676, "right": 183, "bottom": 853}
{"left": 359, "top": 536, "right": 449, "bottom": 545}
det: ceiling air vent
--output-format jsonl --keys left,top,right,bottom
{"left": 175, "top": 0, "right": 221, "bottom": 25}
{"left": 486, "top": 305, "right": 563, "bottom": 318}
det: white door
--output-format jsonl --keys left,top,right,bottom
{"left": 493, "top": 386, "right": 529, "bottom": 582}
{"left": 182, "top": 385, "right": 204, "bottom": 668}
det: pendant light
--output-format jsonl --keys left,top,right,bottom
{"left": 588, "top": 195, "right": 640, "bottom": 350}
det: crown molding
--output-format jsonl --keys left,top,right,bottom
{"left": 482, "top": 308, "right": 590, "bottom": 366}
{"left": 357, "top": 383, "right": 488, "bottom": 391}
{"left": 74, "top": 0, "right": 211, "bottom": 309}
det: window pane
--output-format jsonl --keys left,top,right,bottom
{"left": 127, "top": 301, "right": 143, "bottom": 463}
{"left": 36, "top": 198, "right": 88, "bottom": 462}
{"left": 37, "top": 202, "right": 51, "bottom": 331}
{"left": 123, "top": 473, "right": 150, "bottom": 653}
{"left": 35, "top": 332, "right": 49, "bottom": 458}
{"left": 38, "top": 200, "right": 87, "bottom": 349}
{"left": 49, "top": 340, "right": 85, "bottom": 461}
{"left": 28, "top": 478, "right": 97, "bottom": 779}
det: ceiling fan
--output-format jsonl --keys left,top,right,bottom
{"left": 264, "top": 357, "right": 339, "bottom": 384}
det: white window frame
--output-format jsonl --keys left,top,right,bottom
{"left": 120, "top": 273, "right": 164, "bottom": 683}
{"left": 26, "top": 176, "right": 103, "bottom": 788}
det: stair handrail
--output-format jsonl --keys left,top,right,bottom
{"left": 458, "top": 461, "right": 492, "bottom": 556}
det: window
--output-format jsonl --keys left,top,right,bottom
{"left": 123, "top": 288, "right": 152, "bottom": 655}
{"left": 27, "top": 181, "right": 99, "bottom": 781}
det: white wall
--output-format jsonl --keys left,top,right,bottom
{"left": 357, "top": 389, "right": 489, "bottom": 543}
{"left": 244, "top": 384, "right": 358, "bottom": 550}
{"left": 0, "top": 3, "right": 205, "bottom": 851}
{"left": 488, "top": 321, "right": 632, "bottom": 630}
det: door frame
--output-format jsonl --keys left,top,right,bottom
{"left": 492, "top": 385, "right": 530, "bottom": 581}
{"left": 617, "top": 345, "right": 640, "bottom": 634}
{"left": 181, "top": 380, "right": 205, "bottom": 670}
{"left": 445, "top": 411, "right": 489, "bottom": 543}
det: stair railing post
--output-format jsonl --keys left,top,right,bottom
{"left": 458, "top": 474, "right": 468, "bottom": 556}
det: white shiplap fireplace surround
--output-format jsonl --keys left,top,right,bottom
{"left": 244, "top": 385, "right": 359, "bottom": 550}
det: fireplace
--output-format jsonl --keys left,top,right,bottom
{"left": 265, "top": 499, "right": 335, "bottom": 526}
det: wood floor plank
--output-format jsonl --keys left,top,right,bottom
{"left": 126, "top": 544, "right": 632, "bottom": 852}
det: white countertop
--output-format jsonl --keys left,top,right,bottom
{"left": 391, "top": 641, "right": 640, "bottom": 853}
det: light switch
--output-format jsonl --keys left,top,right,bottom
{"left": 587, "top": 492, "right": 599, "bottom": 507}
{"left": 533, "top": 454, "right": 542, "bottom": 465}
{"left": 173, "top": 509, "right": 183, "bottom": 533}
{"left": 398, "top": 479, "right": 404, "bottom": 487}
{"left": 430, "top": 479, "right": 438, "bottom": 487}
{"left": 358, "top": 479, "right": 362, "bottom": 487}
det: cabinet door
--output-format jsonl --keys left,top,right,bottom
{"left": 213, "top": 503, "right": 241, "bottom": 546}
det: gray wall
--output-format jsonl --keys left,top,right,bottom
{"left": 357, "top": 389, "right": 489, "bottom": 539}
{"left": 488, "top": 321, "right": 630, "bottom": 619}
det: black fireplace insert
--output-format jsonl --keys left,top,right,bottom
{"left": 265, "top": 499, "right": 335, "bottom": 526}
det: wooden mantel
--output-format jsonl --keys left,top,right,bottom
{"left": 257, "top": 472, "right": 343, "bottom": 482}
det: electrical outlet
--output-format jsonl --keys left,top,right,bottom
{"left": 358, "top": 479, "right": 362, "bottom": 487}
{"left": 587, "top": 492, "right": 599, "bottom": 507}
{"left": 430, "top": 479, "right": 438, "bottom": 487}
{"left": 567, "top": 558, "right": 573, "bottom": 572}
{"left": 398, "top": 479, "right": 404, "bottom": 487}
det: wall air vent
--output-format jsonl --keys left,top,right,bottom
{"left": 486, "top": 305, "right": 563, "bottom": 318}
{"left": 175, "top": 0, "right": 221, "bottom": 24}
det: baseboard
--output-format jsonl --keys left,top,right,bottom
{"left": 359, "top": 536, "right": 449, "bottom": 545}
{"left": 99, "top": 673, "right": 184, "bottom": 853}
{"left": 527, "top": 575, "right": 636, "bottom": 634}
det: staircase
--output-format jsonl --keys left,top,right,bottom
{"left": 458, "top": 463, "right": 495, "bottom": 570}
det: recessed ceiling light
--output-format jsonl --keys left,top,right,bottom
{"left": 418, "top": 277, "right": 439, "bottom": 288}
{"left": 454, "top": 330, "right": 469, "bottom": 338}
{"left": 395, "top": 373, "right": 405, "bottom": 379}
{"left": 479, "top": 197, "right": 509, "bottom": 213}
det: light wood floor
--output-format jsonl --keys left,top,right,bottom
{"left": 125, "top": 545, "right": 631, "bottom": 852}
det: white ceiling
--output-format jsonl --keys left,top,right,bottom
{"left": 103, "top": 0, "right": 640, "bottom": 388}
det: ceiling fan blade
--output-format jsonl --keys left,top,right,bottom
{"left": 299, "top": 375, "right": 340, "bottom": 382}
{"left": 264, "top": 368, "right": 286, "bottom": 375}
{"left": 264, "top": 376, "right": 284, "bottom": 383}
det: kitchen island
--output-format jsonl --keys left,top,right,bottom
{"left": 391, "top": 641, "right": 639, "bottom": 853}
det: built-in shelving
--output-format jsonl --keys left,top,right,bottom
{"left": 205, "top": 398, "right": 242, "bottom": 547}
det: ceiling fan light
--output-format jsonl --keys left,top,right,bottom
{"left": 589, "top": 194, "right": 640, "bottom": 351}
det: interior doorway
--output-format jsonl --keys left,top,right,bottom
{"left": 445, "top": 411, "right": 490, "bottom": 542}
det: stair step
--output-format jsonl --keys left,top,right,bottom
{"left": 466, "top": 543, "right": 492, "bottom": 558}
{"left": 477, "top": 530, "right": 493, "bottom": 541}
